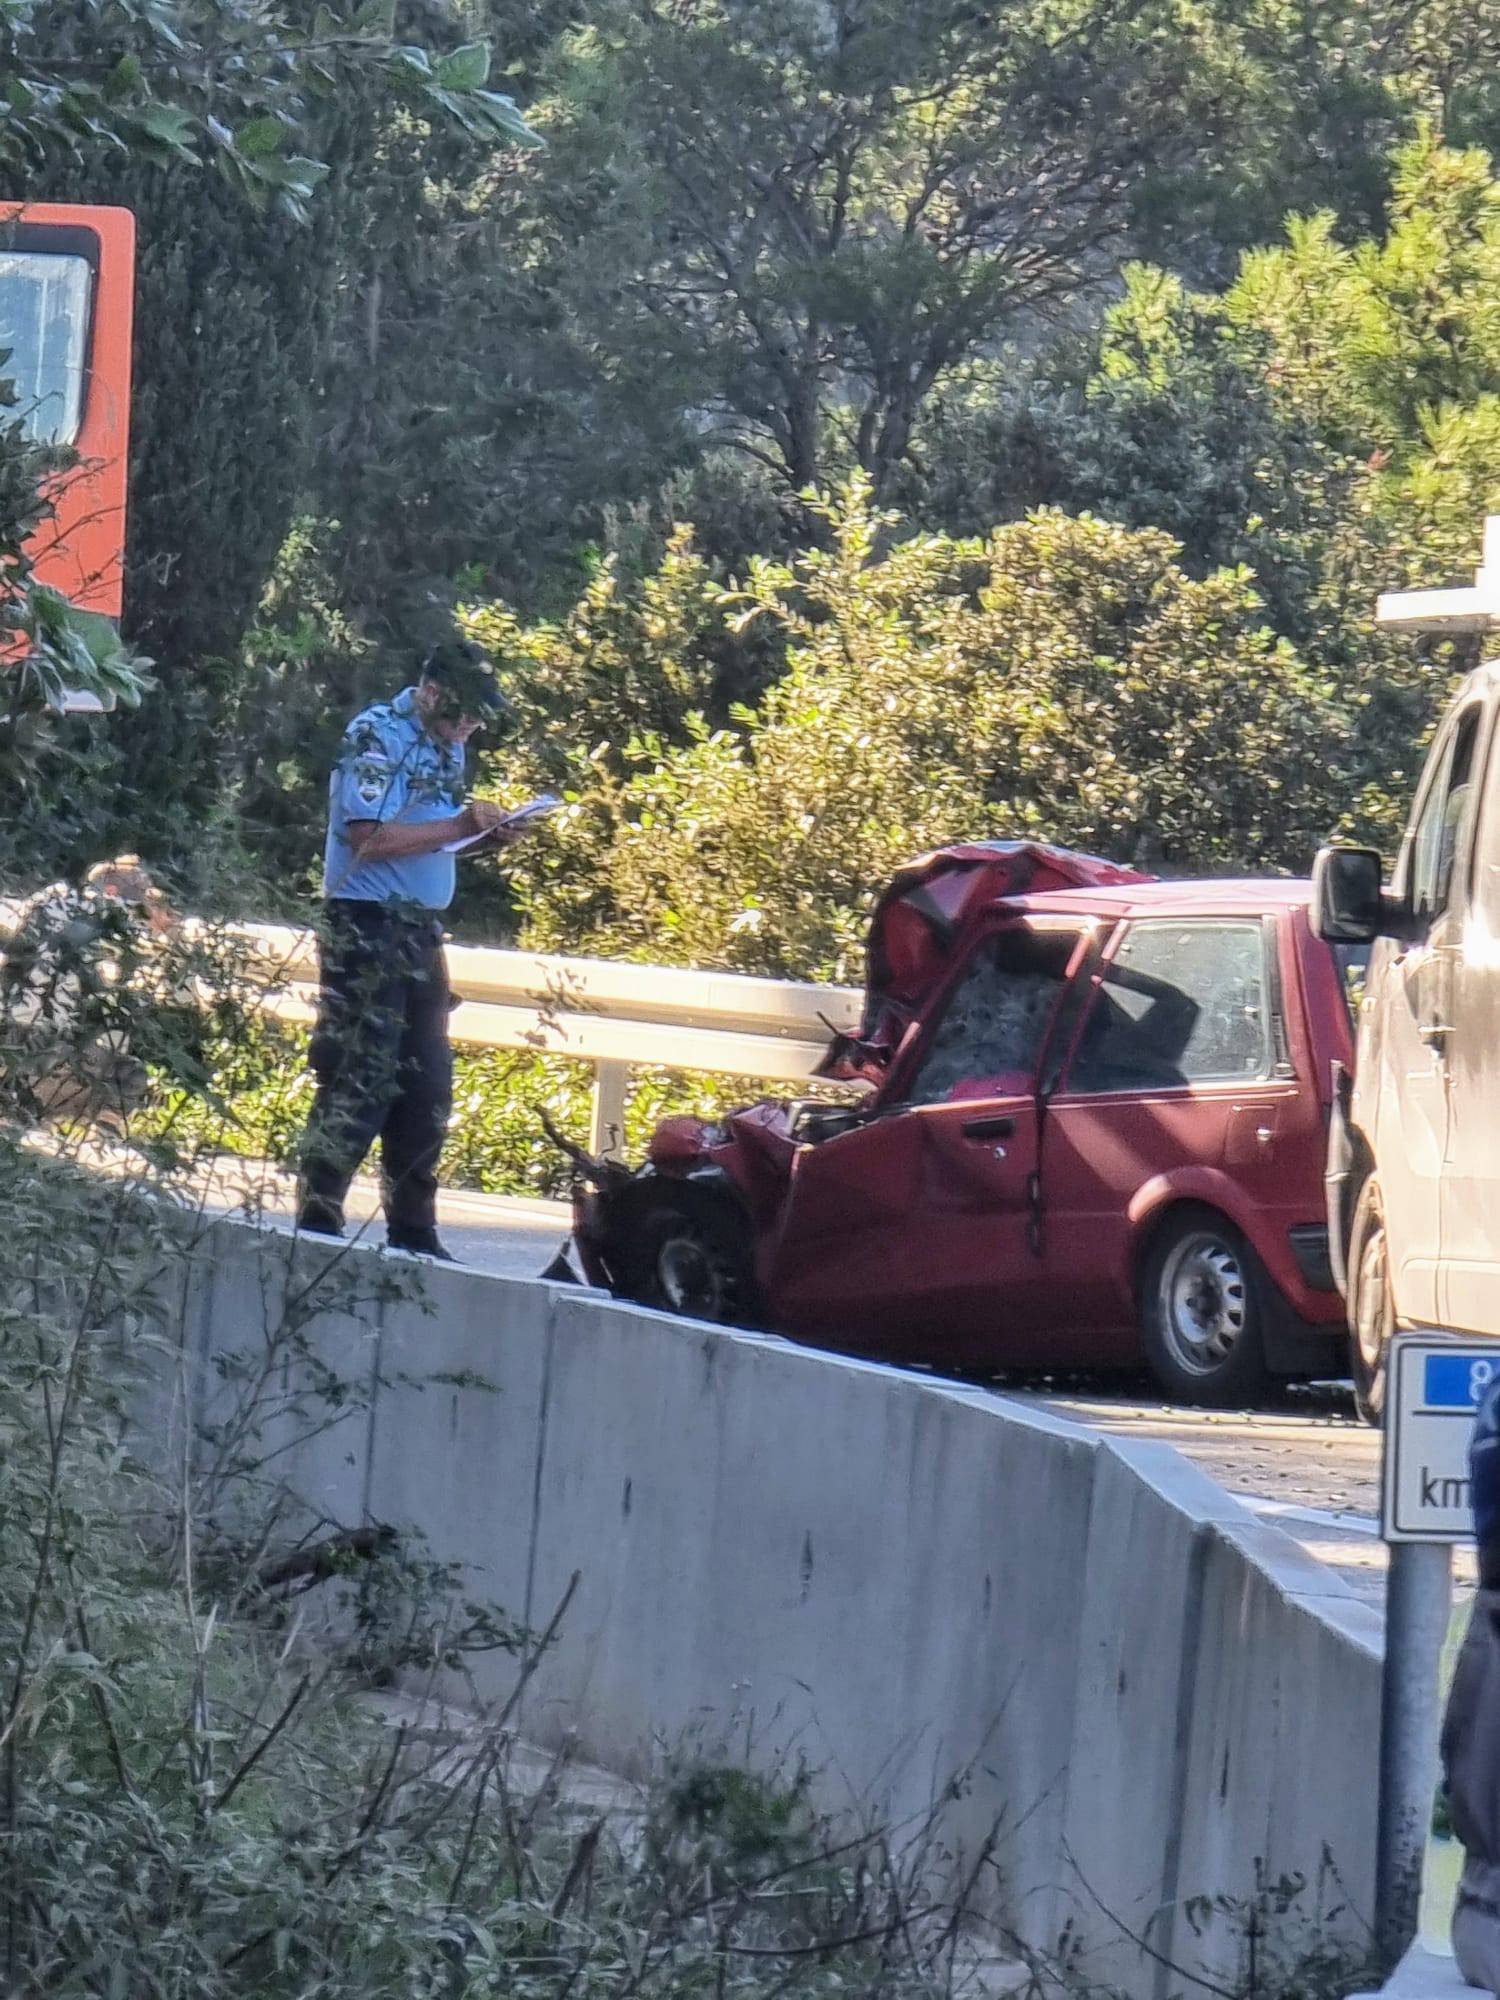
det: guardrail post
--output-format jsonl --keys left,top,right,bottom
{"left": 590, "top": 1059, "right": 630, "bottom": 1158}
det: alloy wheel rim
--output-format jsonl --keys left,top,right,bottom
{"left": 1160, "top": 1234, "right": 1247, "bottom": 1373}
{"left": 1354, "top": 1220, "right": 1389, "bottom": 1373}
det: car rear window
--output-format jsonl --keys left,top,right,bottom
{"left": 1068, "top": 920, "right": 1272, "bottom": 1093}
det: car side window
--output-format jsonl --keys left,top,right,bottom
{"left": 905, "top": 929, "right": 1082, "bottom": 1107}
{"left": 1410, "top": 708, "right": 1480, "bottom": 925}
{"left": 1066, "top": 921, "right": 1272, "bottom": 1095}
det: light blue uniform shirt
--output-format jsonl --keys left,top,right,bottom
{"left": 323, "top": 687, "right": 467, "bottom": 911}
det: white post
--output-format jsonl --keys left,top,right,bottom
{"left": 1377, "top": 513, "right": 1500, "bottom": 631}
{"left": 589, "top": 1058, "right": 630, "bottom": 1158}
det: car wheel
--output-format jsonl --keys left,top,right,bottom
{"left": 1346, "top": 1177, "right": 1393, "bottom": 1427}
{"left": 620, "top": 1191, "right": 757, "bottom": 1327}
{"left": 1140, "top": 1206, "right": 1271, "bottom": 1407}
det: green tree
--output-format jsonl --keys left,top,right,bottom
{"left": 902, "top": 138, "right": 1500, "bottom": 850}
{"left": 1127, "top": 0, "right": 1500, "bottom": 278}
{"left": 508, "top": 0, "right": 1245, "bottom": 513}
{"left": 1227, "top": 130, "right": 1500, "bottom": 571}
{"left": 891, "top": 267, "right": 1366, "bottom": 650}
{"left": 0, "top": 0, "right": 533, "bottom": 838}
{"left": 495, "top": 483, "right": 1354, "bottom": 982}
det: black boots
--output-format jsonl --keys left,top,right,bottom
{"left": 386, "top": 1226, "right": 456, "bottom": 1262}
{"left": 294, "top": 1203, "right": 455, "bottom": 1264}
{"left": 296, "top": 1199, "right": 345, "bottom": 1239}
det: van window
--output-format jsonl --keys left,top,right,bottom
{"left": 1067, "top": 920, "right": 1271, "bottom": 1094}
{"left": 1410, "top": 707, "right": 1481, "bottom": 924}
{"left": 906, "top": 928, "right": 1083, "bottom": 1105}
{"left": 1469, "top": 715, "right": 1500, "bottom": 927}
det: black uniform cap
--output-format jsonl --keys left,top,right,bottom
{"left": 420, "top": 640, "right": 513, "bottom": 729}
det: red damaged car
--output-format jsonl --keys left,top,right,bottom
{"left": 562, "top": 844, "right": 1364, "bottom": 1404}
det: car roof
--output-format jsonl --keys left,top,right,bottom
{"left": 1002, "top": 876, "right": 1313, "bottom": 921}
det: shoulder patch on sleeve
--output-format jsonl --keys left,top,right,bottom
{"left": 340, "top": 710, "right": 402, "bottom": 810}
{"left": 351, "top": 757, "right": 392, "bottom": 807}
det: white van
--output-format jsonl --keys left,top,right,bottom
{"left": 1315, "top": 661, "right": 1500, "bottom": 1420}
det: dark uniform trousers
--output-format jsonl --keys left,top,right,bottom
{"left": 297, "top": 900, "right": 453, "bottom": 1235}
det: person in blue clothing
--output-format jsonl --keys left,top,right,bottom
{"left": 296, "top": 640, "right": 517, "bottom": 1259}
{"left": 1441, "top": 1375, "right": 1500, "bottom": 1991}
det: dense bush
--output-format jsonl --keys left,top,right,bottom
{"left": 482, "top": 483, "right": 1356, "bottom": 983}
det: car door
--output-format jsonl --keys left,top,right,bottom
{"left": 1372, "top": 702, "right": 1482, "bottom": 1323}
{"left": 762, "top": 920, "right": 1092, "bottom": 1359}
{"left": 1438, "top": 696, "right": 1500, "bottom": 1334}
{"left": 1038, "top": 914, "right": 1294, "bottom": 1361}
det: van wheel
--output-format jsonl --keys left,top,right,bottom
{"left": 1346, "top": 1178, "right": 1393, "bottom": 1427}
{"left": 1140, "top": 1207, "right": 1271, "bottom": 1406}
{"left": 615, "top": 1190, "right": 758, "bottom": 1327}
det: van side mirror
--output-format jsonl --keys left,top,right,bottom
{"left": 1311, "top": 845, "right": 1391, "bottom": 944}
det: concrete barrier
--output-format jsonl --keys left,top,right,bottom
{"left": 146, "top": 1217, "right": 1383, "bottom": 1989}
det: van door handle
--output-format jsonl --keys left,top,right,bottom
{"left": 961, "top": 1115, "right": 1016, "bottom": 1141}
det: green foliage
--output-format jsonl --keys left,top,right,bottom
{"left": 1227, "top": 130, "right": 1500, "bottom": 571}
{"left": 152, "top": 1011, "right": 762, "bottom": 1199}
{"left": 223, "top": 517, "right": 376, "bottom": 904}
{"left": 1127, "top": 0, "right": 1500, "bottom": 275}
{"left": 0, "top": 0, "right": 534, "bottom": 221}
{"left": 486, "top": 481, "right": 1353, "bottom": 982}
{"left": 645, "top": 1761, "right": 816, "bottom": 1895}
{"left": 23, "top": 0, "right": 1500, "bottom": 907}
{"left": 512, "top": 0, "right": 1252, "bottom": 504}
{"left": 0, "top": 386, "right": 152, "bottom": 799}
{"left": 0, "top": 0, "right": 537, "bottom": 840}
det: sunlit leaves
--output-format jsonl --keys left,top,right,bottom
{"left": 477, "top": 480, "right": 1352, "bottom": 982}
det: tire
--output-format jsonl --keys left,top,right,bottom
{"left": 1346, "top": 1177, "right": 1393, "bottom": 1427}
{"left": 1140, "top": 1205, "right": 1271, "bottom": 1407}
{"left": 616, "top": 1188, "right": 758, "bottom": 1327}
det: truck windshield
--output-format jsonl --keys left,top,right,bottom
{"left": 0, "top": 251, "right": 90, "bottom": 445}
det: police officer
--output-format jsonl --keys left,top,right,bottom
{"left": 295, "top": 640, "right": 516, "bottom": 1259}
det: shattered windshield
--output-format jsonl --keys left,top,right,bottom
{"left": 905, "top": 928, "right": 1083, "bottom": 1106}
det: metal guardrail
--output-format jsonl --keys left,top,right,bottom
{"left": 0, "top": 894, "right": 862, "bottom": 1152}
{"left": 236, "top": 923, "right": 863, "bottom": 1154}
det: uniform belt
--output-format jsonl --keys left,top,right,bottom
{"left": 323, "top": 899, "right": 444, "bottom": 940}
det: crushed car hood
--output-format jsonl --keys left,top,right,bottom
{"left": 816, "top": 841, "right": 1154, "bottom": 1082}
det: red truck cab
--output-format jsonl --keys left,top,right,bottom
{"left": 0, "top": 203, "right": 135, "bottom": 698}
